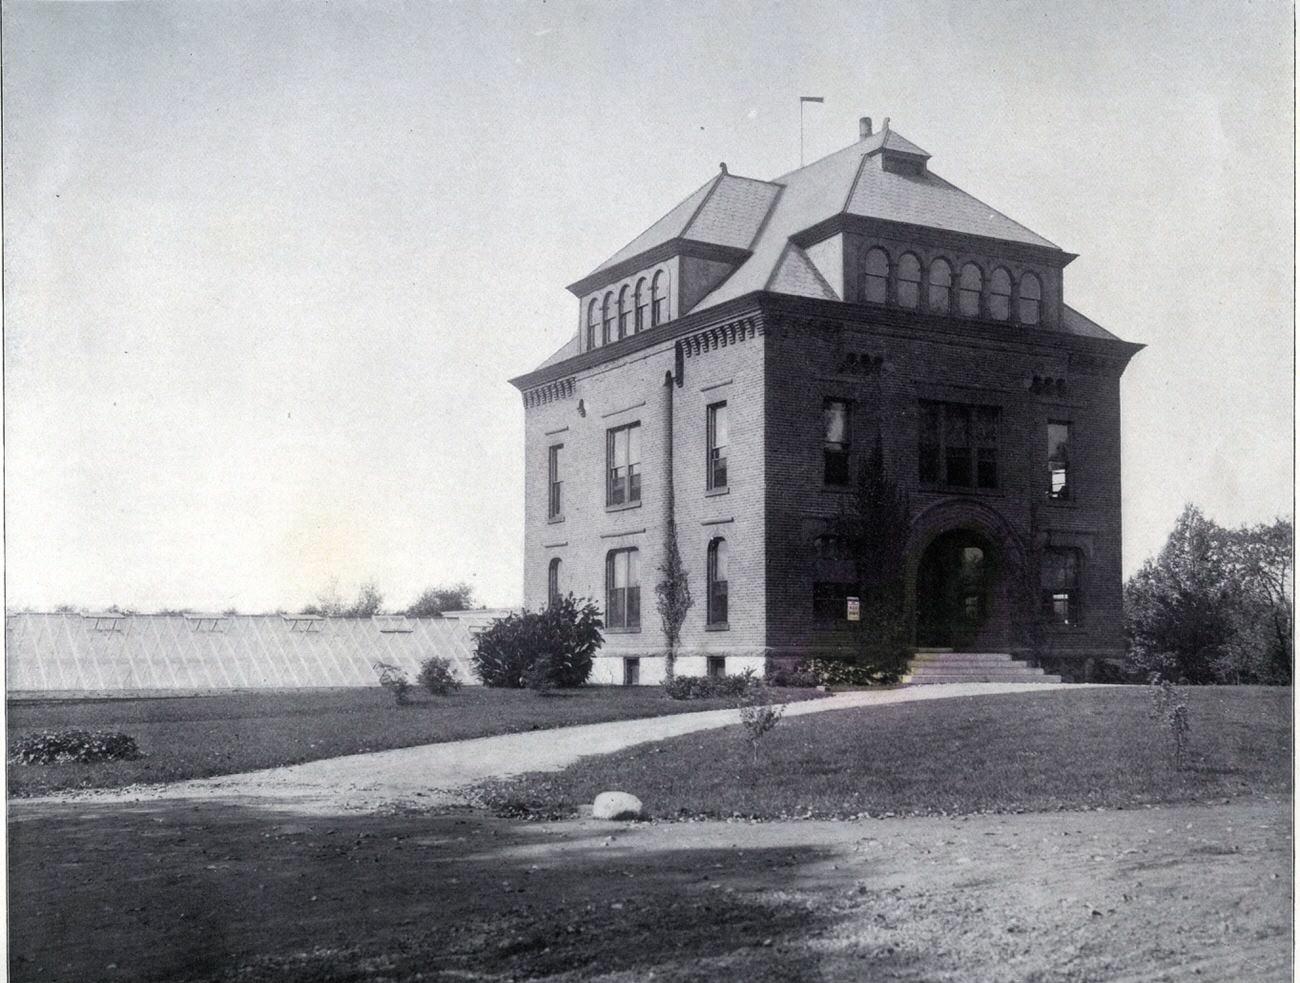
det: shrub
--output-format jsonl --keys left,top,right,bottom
{"left": 11, "top": 730, "right": 142, "bottom": 765}
{"left": 1148, "top": 673, "right": 1192, "bottom": 769}
{"left": 766, "top": 663, "right": 821, "bottom": 688}
{"left": 662, "top": 667, "right": 759, "bottom": 700}
{"left": 804, "top": 649, "right": 908, "bottom": 688}
{"left": 372, "top": 662, "right": 413, "bottom": 706}
{"left": 737, "top": 684, "right": 787, "bottom": 763}
{"left": 416, "top": 656, "right": 462, "bottom": 696}
{"left": 472, "top": 595, "right": 602, "bottom": 690}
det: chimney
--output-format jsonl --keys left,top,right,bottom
{"left": 882, "top": 117, "right": 891, "bottom": 132}
{"left": 719, "top": 162, "right": 728, "bottom": 175}
{"left": 859, "top": 117, "right": 872, "bottom": 139}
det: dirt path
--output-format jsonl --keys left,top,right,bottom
{"left": 23, "top": 682, "right": 1075, "bottom": 814}
{"left": 8, "top": 795, "right": 1290, "bottom": 982}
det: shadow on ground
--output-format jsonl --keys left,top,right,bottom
{"left": 10, "top": 800, "right": 910, "bottom": 983}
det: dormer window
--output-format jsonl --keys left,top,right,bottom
{"left": 635, "top": 278, "right": 648, "bottom": 333}
{"left": 863, "top": 247, "right": 889, "bottom": 305}
{"left": 1019, "top": 272, "right": 1042, "bottom": 325}
{"left": 618, "top": 285, "right": 631, "bottom": 339}
{"left": 651, "top": 271, "right": 668, "bottom": 326}
{"left": 989, "top": 268, "right": 1012, "bottom": 321}
{"left": 602, "top": 291, "right": 614, "bottom": 344}
{"left": 928, "top": 258, "right": 952, "bottom": 313}
{"left": 897, "top": 253, "right": 921, "bottom": 309}
{"left": 959, "top": 263, "right": 982, "bottom": 317}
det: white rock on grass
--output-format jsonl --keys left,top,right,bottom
{"left": 592, "top": 791, "right": 645, "bottom": 821}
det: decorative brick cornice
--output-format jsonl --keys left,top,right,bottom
{"left": 522, "top": 376, "right": 575, "bottom": 409}
{"left": 677, "top": 316, "right": 764, "bottom": 359}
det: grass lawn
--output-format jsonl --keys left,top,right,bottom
{"left": 480, "top": 686, "right": 1293, "bottom": 820}
{"left": 7, "top": 685, "right": 824, "bottom": 797}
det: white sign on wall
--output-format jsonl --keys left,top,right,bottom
{"left": 846, "top": 596, "right": 860, "bottom": 621}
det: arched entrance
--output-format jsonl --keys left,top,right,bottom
{"left": 915, "top": 528, "right": 1007, "bottom": 650}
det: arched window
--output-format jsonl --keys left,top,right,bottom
{"left": 928, "top": 258, "right": 952, "bottom": 313}
{"left": 1019, "top": 272, "right": 1042, "bottom": 325}
{"left": 862, "top": 247, "right": 889, "bottom": 305}
{"left": 605, "top": 548, "right": 640, "bottom": 630}
{"left": 617, "top": 285, "right": 631, "bottom": 339}
{"left": 989, "top": 268, "right": 1012, "bottom": 321}
{"left": 896, "top": 253, "right": 921, "bottom": 309}
{"left": 586, "top": 299, "right": 600, "bottom": 350}
{"left": 547, "top": 558, "right": 561, "bottom": 607}
{"left": 707, "top": 538, "right": 729, "bottom": 626}
{"left": 634, "top": 278, "right": 648, "bottom": 333}
{"left": 651, "top": 271, "right": 668, "bottom": 326}
{"left": 601, "top": 292, "right": 614, "bottom": 344}
{"left": 958, "top": 263, "right": 982, "bottom": 317}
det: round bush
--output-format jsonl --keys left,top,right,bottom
{"left": 473, "top": 595, "right": 602, "bottom": 690}
{"left": 417, "top": 656, "right": 462, "bottom": 695}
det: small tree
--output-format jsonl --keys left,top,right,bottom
{"left": 405, "top": 583, "right": 476, "bottom": 618}
{"left": 303, "top": 578, "right": 384, "bottom": 618}
{"left": 372, "top": 662, "right": 412, "bottom": 706}
{"left": 737, "top": 681, "right": 786, "bottom": 763}
{"left": 417, "top": 656, "right": 462, "bottom": 695}
{"left": 1148, "top": 674, "right": 1191, "bottom": 770}
{"left": 473, "top": 595, "right": 602, "bottom": 690}
{"left": 654, "top": 520, "right": 693, "bottom": 681}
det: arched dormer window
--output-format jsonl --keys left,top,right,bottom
{"left": 707, "top": 538, "right": 729, "bottom": 626}
{"left": 1019, "top": 272, "right": 1042, "bottom": 325}
{"left": 617, "top": 285, "right": 631, "bottom": 339}
{"left": 862, "top": 247, "right": 889, "bottom": 305}
{"left": 602, "top": 291, "right": 615, "bottom": 344}
{"left": 897, "top": 253, "right": 921, "bottom": 309}
{"left": 928, "top": 258, "right": 952, "bottom": 314}
{"left": 958, "top": 263, "right": 983, "bottom": 317}
{"left": 651, "top": 271, "right": 668, "bottom": 326}
{"left": 634, "top": 278, "right": 648, "bottom": 333}
{"left": 586, "top": 299, "right": 600, "bottom": 350}
{"left": 989, "top": 268, "right": 1012, "bottom": 321}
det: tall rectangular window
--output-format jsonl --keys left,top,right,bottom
{"left": 606, "top": 423, "right": 641, "bottom": 506}
{"left": 606, "top": 548, "right": 640, "bottom": 630}
{"left": 707, "top": 538, "right": 729, "bottom": 626}
{"left": 707, "top": 402, "right": 728, "bottom": 490}
{"left": 1041, "top": 548, "right": 1081, "bottom": 624}
{"left": 1047, "top": 422, "right": 1070, "bottom": 500}
{"left": 823, "top": 399, "right": 851, "bottom": 485}
{"left": 812, "top": 582, "right": 856, "bottom": 625}
{"left": 547, "top": 444, "right": 563, "bottom": 519}
{"left": 547, "top": 558, "right": 561, "bottom": 607}
{"left": 918, "top": 400, "right": 999, "bottom": 490}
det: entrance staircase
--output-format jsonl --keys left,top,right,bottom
{"left": 905, "top": 648, "right": 1061, "bottom": 685}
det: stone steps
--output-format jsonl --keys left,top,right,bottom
{"left": 904, "top": 649, "right": 1061, "bottom": 685}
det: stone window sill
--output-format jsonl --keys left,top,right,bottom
{"left": 706, "top": 486, "right": 730, "bottom": 498}
{"left": 606, "top": 500, "right": 643, "bottom": 514}
{"left": 547, "top": 514, "right": 565, "bottom": 524}
{"left": 605, "top": 626, "right": 642, "bottom": 635}
{"left": 705, "top": 622, "right": 730, "bottom": 632}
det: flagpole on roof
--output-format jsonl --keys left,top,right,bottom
{"left": 799, "top": 96, "right": 824, "bottom": 167}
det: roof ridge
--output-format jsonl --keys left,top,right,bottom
{"left": 925, "top": 170, "right": 1060, "bottom": 250}
{"left": 680, "top": 171, "right": 726, "bottom": 241}
{"left": 744, "top": 181, "right": 785, "bottom": 252}
{"left": 841, "top": 152, "right": 871, "bottom": 215}
{"left": 772, "top": 130, "right": 884, "bottom": 183}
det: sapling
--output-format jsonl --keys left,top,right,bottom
{"left": 1148, "top": 673, "right": 1191, "bottom": 769}
{"left": 737, "top": 682, "right": 787, "bottom": 763}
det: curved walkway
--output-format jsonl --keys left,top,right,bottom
{"left": 28, "top": 682, "right": 1080, "bottom": 815}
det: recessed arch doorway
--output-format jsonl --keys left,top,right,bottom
{"left": 914, "top": 528, "right": 1009, "bottom": 650}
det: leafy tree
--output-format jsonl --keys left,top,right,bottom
{"left": 405, "top": 583, "right": 476, "bottom": 618}
{"left": 1125, "top": 506, "right": 1291, "bottom": 684}
{"left": 302, "top": 578, "right": 384, "bottom": 617}
{"left": 472, "top": 594, "right": 602, "bottom": 690}
{"left": 654, "top": 519, "right": 693, "bottom": 681}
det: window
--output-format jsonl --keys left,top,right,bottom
{"left": 547, "top": 558, "right": 561, "bottom": 607}
{"left": 707, "top": 402, "right": 728, "bottom": 490}
{"left": 989, "top": 268, "right": 1012, "bottom": 321}
{"left": 813, "top": 582, "right": 856, "bottom": 625}
{"left": 823, "top": 399, "right": 852, "bottom": 485}
{"left": 602, "top": 292, "right": 614, "bottom": 344}
{"left": 862, "top": 247, "right": 889, "bottom": 305}
{"left": 651, "top": 271, "right": 668, "bottom": 326}
{"left": 958, "top": 263, "right": 982, "bottom": 317}
{"left": 547, "top": 444, "right": 563, "bottom": 519}
{"left": 617, "top": 285, "right": 631, "bottom": 339}
{"left": 634, "top": 277, "right": 648, "bottom": 333}
{"left": 928, "top": 258, "right": 952, "bottom": 313}
{"left": 1019, "top": 272, "right": 1042, "bottom": 325}
{"left": 897, "top": 253, "right": 921, "bottom": 309}
{"left": 606, "top": 548, "right": 640, "bottom": 629}
{"left": 623, "top": 657, "right": 641, "bottom": 685}
{"left": 606, "top": 422, "right": 642, "bottom": 506}
{"left": 586, "top": 299, "right": 600, "bottom": 350}
{"left": 707, "top": 656, "right": 726, "bottom": 678}
{"left": 1041, "top": 548, "right": 1081, "bottom": 624}
{"left": 918, "top": 400, "right": 1000, "bottom": 489}
{"left": 707, "top": 538, "right": 729, "bottom": 626}
{"left": 1047, "top": 422, "right": 1070, "bottom": 500}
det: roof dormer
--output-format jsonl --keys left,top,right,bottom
{"left": 862, "top": 117, "right": 931, "bottom": 176}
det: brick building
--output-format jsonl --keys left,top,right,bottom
{"left": 509, "top": 117, "right": 1142, "bottom": 684}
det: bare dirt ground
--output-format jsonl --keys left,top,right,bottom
{"left": 9, "top": 795, "right": 1291, "bottom": 982}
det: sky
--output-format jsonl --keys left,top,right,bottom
{"left": 3, "top": 0, "right": 1293, "bottom": 614}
